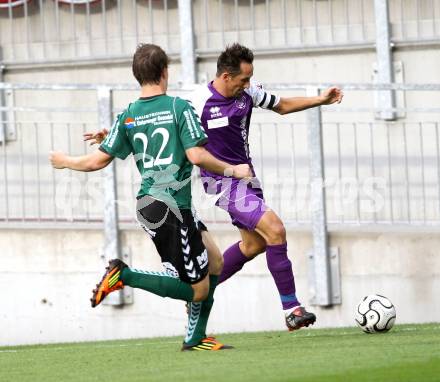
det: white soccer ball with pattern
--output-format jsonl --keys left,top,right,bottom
{"left": 355, "top": 294, "right": 396, "bottom": 333}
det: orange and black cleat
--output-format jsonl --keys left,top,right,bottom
{"left": 90, "top": 259, "right": 127, "bottom": 308}
{"left": 181, "top": 337, "right": 234, "bottom": 351}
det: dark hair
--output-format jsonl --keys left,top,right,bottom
{"left": 132, "top": 44, "right": 169, "bottom": 86}
{"left": 216, "top": 43, "right": 254, "bottom": 77}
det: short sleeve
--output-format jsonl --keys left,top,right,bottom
{"left": 99, "top": 112, "right": 132, "bottom": 160}
{"left": 245, "top": 81, "right": 280, "bottom": 110}
{"left": 174, "top": 97, "right": 208, "bottom": 150}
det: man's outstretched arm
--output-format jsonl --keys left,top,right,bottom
{"left": 186, "top": 146, "right": 251, "bottom": 179}
{"left": 272, "top": 86, "right": 343, "bottom": 115}
{"left": 49, "top": 149, "right": 114, "bottom": 172}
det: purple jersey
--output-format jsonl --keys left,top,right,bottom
{"left": 187, "top": 81, "right": 280, "bottom": 230}
{"left": 187, "top": 81, "right": 280, "bottom": 173}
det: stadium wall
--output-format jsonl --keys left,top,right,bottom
{"left": 1, "top": 229, "right": 439, "bottom": 346}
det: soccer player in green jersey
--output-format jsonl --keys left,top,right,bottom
{"left": 49, "top": 43, "right": 251, "bottom": 351}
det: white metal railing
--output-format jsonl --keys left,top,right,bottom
{"left": 0, "top": 82, "right": 440, "bottom": 230}
{"left": 1, "top": 1, "right": 439, "bottom": 66}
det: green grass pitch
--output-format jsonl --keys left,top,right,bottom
{"left": 1, "top": 324, "right": 439, "bottom": 382}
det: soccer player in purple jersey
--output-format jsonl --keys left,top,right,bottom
{"left": 187, "top": 43, "right": 343, "bottom": 331}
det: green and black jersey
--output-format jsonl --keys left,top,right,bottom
{"left": 100, "top": 94, "right": 207, "bottom": 209}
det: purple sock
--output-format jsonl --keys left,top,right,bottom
{"left": 266, "top": 243, "right": 300, "bottom": 310}
{"left": 218, "top": 242, "right": 250, "bottom": 284}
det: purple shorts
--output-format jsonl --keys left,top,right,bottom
{"left": 202, "top": 175, "right": 268, "bottom": 230}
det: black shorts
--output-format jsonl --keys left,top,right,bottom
{"left": 136, "top": 196, "right": 209, "bottom": 284}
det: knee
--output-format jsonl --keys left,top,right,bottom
{"left": 266, "top": 223, "right": 286, "bottom": 244}
{"left": 209, "top": 250, "right": 224, "bottom": 275}
{"left": 192, "top": 283, "right": 209, "bottom": 302}
{"left": 216, "top": 253, "right": 224, "bottom": 272}
{"left": 202, "top": 231, "right": 224, "bottom": 275}
{"left": 240, "top": 241, "right": 266, "bottom": 258}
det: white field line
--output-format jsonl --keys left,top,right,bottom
{"left": 0, "top": 340, "right": 181, "bottom": 354}
{"left": 295, "top": 325, "right": 440, "bottom": 337}
{"left": 1, "top": 325, "right": 439, "bottom": 354}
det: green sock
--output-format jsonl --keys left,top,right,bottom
{"left": 184, "top": 275, "right": 219, "bottom": 346}
{"left": 121, "top": 267, "right": 194, "bottom": 302}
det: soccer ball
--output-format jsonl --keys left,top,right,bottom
{"left": 355, "top": 294, "right": 396, "bottom": 333}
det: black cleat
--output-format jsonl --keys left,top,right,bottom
{"left": 285, "top": 306, "right": 316, "bottom": 331}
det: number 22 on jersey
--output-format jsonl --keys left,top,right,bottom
{"left": 133, "top": 127, "right": 173, "bottom": 169}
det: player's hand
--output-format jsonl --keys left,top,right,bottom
{"left": 49, "top": 150, "right": 67, "bottom": 169}
{"left": 320, "top": 87, "right": 343, "bottom": 105}
{"left": 83, "top": 128, "right": 109, "bottom": 146}
{"left": 231, "top": 164, "right": 252, "bottom": 179}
